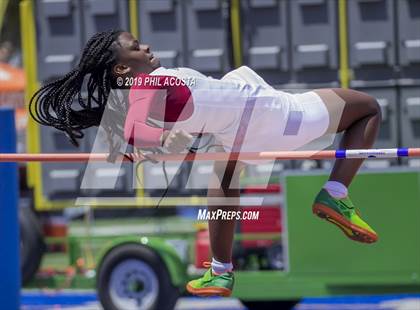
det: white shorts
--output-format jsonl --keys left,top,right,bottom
{"left": 288, "top": 91, "right": 330, "bottom": 149}
{"left": 234, "top": 90, "right": 331, "bottom": 165}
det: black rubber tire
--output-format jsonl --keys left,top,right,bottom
{"left": 242, "top": 300, "right": 299, "bottom": 310}
{"left": 97, "top": 243, "right": 179, "bottom": 310}
{"left": 20, "top": 206, "right": 46, "bottom": 285}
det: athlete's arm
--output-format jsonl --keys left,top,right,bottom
{"left": 124, "top": 88, "right": 165, "bottom": 147}
{"left": 160, "top": 129, "right": 193, "bottom": 153}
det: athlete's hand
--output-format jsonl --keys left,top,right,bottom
{"left": 160, "top": 129, "right": 193, "bottom": 153}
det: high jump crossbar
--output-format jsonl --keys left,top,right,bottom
{"left": 0, "top": 148, "right": 419, "bottom": 162}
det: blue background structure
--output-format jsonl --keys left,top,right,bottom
{"left": 0, "top": 108, "right": 20, "bottom": 310}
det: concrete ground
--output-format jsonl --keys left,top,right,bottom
{"left": 21, "top": 291, "right": 420, "bottom": 310}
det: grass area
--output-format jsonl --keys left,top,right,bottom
{"left": 41, "top": 252, "right": 69, "bottom": 270}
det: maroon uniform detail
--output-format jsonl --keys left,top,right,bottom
{"left": 124, "top": 74, "right": 193, "bottom": 148}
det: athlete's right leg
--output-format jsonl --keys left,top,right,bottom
{"left": 186, "top": 146, "right": 246, "bottom": 297}
{"left": 312, "top": 88, "right": 381, "bottom": 243}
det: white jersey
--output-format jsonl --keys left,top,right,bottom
{"left": 149, "top": 66, "right": 330, "bottom": 163}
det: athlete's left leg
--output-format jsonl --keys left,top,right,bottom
{"left": 315, "top": 88, "right": 382, "bottom": 186}
{"left": 311, "top": 88, "right": 382, "bottom": 243}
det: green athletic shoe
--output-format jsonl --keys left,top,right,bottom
{"left": 312, "top": 189, "right": 378, "bottom": 243}
{"left": 186, "top": 262, "right": 234, "bottom": 297}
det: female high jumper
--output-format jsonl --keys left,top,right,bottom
{"left": 30, "top": 30, "right": 381, "bottom": 297}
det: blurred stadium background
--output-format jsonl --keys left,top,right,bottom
{"left": 0, "top": 0, "right": 419, "bottom": 309}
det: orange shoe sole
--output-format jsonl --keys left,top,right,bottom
{"left": 186, "top": 283, "right": 232, "bottom": 297}
{"left": 313, "top": 203, "right": 378, "bottom": 244}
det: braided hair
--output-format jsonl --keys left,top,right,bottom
{"left": 29, "top": 30, "right": 225, "bottom": 211}
{"left": 29, "top": 29, "right": 126, "bottom": 160}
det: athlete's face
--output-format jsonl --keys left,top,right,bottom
{"left": 113, "top": 32, "right": 161, "bottom": 78}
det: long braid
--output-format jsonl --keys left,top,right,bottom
{"left": 29, "top": 30, "right": 227, "bottom": 213}
{"left": 29, "top": 29, "right": 124, "bottom": 150}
